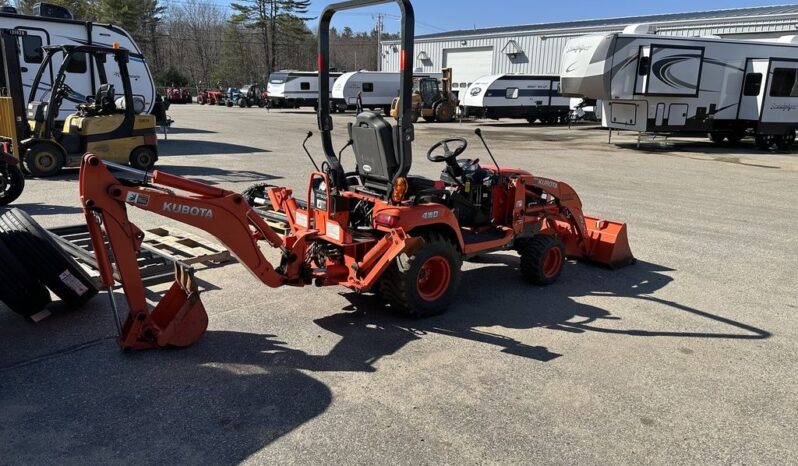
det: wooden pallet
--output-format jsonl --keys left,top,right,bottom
{"left": 144, "top": 226, "right": 231, "bottom": 265}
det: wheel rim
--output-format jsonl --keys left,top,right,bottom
{"left": 416, "top": 256, "right": 451, "bottom": 301}
{"left": 35, "top": 151, "right": 57, "bottom": 171}
{"left": 135, "top": 152, "right": 152, "bottom": 167}
{"left": 542, "top": 246, "right": 563, "bottom": 279}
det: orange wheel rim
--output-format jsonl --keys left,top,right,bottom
{"left": 543, "top": 246, "right": 562, "bottom": 279}
{"left": 417, "top": 256, "right": 451, "bottom": 301}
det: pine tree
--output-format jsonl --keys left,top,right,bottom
{"left": 230, "top": 0, "right": 312, "bottom": 74}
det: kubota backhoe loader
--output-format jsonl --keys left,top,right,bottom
{"left": 79, "top": 0, "right": 634, "bottom": 351}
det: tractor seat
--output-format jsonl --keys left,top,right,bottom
{"left": 350, "top": 111, "right": 412, "bottom": 197}
{"left": 78, "top": 84, "right": 117, "bottom": 117}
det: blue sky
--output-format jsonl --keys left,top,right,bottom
{"left": 211, "top": 1, "right": 792, "bottom": 34}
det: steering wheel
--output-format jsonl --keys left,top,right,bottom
{"left": 427, "top": 137, "right": 468, "bottom": 163}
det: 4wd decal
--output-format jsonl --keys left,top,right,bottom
{"left": 421, "top": 210, "right": 440, "bottom": 220}
{"left": 162, "top": 202, "right": 214, "bottom": 219}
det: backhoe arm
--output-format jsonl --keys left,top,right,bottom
{"left": 79, "top": 155, "right": 300, "bottom": 349}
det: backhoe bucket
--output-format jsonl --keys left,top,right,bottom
{"left": 581, "top": 216, "right": 635, "bottom": 269}
{"left": 150, "top": 265, "right": 208, "bottom": 347}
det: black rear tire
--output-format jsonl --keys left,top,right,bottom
{"left": 755, "top": 134, "right": 774, "bottom": 150}
{"left": 0, "top": 235, "right": 51, "bottom": 318}
{"left": 0, "top": 208, "right": 98, "bottom": 308}
{"left": 380, "top": 233, "right": 462, "bottom": 318}
{"left": 519, "top": 235, "right": 565, "bottom": 286}
{"left": 775, "top": 132, "right": 795, "bottom": 150}
{"left": 0, "top": 163, "right": 25, "bottom": 206}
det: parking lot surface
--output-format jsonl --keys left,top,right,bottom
{"left": 1, "top": 105, "right": 797, "bottom": 465}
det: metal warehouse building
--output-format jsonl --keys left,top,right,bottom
{"left": 381, "top": 4, "right": 798, "bottom": 95}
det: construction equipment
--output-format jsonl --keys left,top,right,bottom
{"left": 165, "top": 86, "right": 192, "bottom": 104}
{"left": 79, "top": 0, "right": 634, "bottom": 351}
{"left": 0, "top": 29, "right": 159, "bottom": 177}
{"left": 236, "top": 84, "right": 267, "bottom": 108}
{"left": 390, "top": 67, "right": 457, "bottom": 123}
{"left": 196, "top": 89, "right": 224, "bottom": 105}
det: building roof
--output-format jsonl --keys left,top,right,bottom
{"left": 414, "top": 4, "right": 798, "bottom": 40}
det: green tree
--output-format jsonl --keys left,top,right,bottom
{"left": 154, "top": 65, "right": 189, "bottom": 87}
{"left": 211, "top": 23, "right": 253, "bottom": 86}
{"left": 230, "top": 0, "right": 312, "bottom": 74}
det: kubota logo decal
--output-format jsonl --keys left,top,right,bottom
{"left": 162, "top": 202, "right": 214, "bottom": 218}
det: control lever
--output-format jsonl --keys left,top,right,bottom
{"left": 302, "top": 131, "right": 320, "bottom": 171}
{"left": 474, "top": 128, "right": 500, "bottom": 170}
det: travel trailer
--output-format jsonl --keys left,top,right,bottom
{"left": 461, "top": 74, "right": 571, "bottom": 123}
{"left": 0, "top": 7, "right": 156, "bottom": 121}
{"left": 332, "top": 70, "right": 441, "bottom": 112}
{"left": 561, "top": 25, "right": 798, "bottom": 148}
{"left": 266, "top": 70, "right": 342, "bottom": 109}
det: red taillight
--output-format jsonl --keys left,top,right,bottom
{"left": 400, "top": 49, "right": 406, "bottom": 71}
{"left": 375, "top": 213, "right": 399, "bottom": 228}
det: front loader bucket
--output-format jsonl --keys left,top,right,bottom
{"left": 581, "top": 216, "right": 635, "bottom": 269}
{"left": 150, "top": 265, "right": 208, "bottom": 347}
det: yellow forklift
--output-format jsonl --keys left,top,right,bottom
{"left": 390, "top": 67, "right": 457, "bottom": 123}
{"left": 0, "top": 29, "right": 158, "bottom": 178}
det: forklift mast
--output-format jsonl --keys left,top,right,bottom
{"left": 0, "top": 28, "right": 32, "bottom": 153}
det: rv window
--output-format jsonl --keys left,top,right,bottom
{"left": 22, "top": 35, "right": 43, "bottom": 64}
{"left": 66, "top": 52, "right": 87, "bottom": 74}
{"left": 770, "top": 68, "right": 798, "bottom": 97}
{"left": 505, "top": 87, "right": 519, "bottom": 99}
{"left": 460, "top": 82, "right": 467, "bottom": 88}
{"left": 743, "top": 73, "right": 763, "bottom": 96}
{"left": 362, "top": 82, "right": 374, "bottom": 92}
{"left": 300, "top": 82, "right": 310, "bottom": 90}
{"left": 638, "top": 56, "right": 651, "bottom": 76}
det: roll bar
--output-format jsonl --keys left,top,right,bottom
{"left": 317, "top": 0, "right": 415, "bottom": 191}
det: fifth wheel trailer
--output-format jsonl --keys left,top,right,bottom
{"left": 560, "top": 25, "right": 798, "bottom": 149}
{"left": 461, "top": 74, "right": 571, "bottom": 123}
{"left": 0, "top": 8, "right": 156, "bottom": 121}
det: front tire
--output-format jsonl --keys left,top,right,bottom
{"left": 519, "top": 235, "right": 565, "bottom": 285}
{"left": 129, "top": 146, "right": 157, "bottom": 170}
{"left": 434, "top": 102, "right": 455, "bottom": 123}
{"left": 24, "top": 143, "right": 64, "bottom": 178}
{"left": 380, "top": 233, "right": 462, "bottom": 318}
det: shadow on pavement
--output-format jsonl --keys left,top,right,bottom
{"left": 0, "top": 332, "right": 332, "bottom": 465}
{"left": 155, "top": 164, "right": 282, "bottom": 185}
{"left": 12, "top": 203, "right": 84, "bottom": 216}
{"left": 159, "top": 140, "right": 269, "bottom": 156}
{"left": 225, "top": 259, "right": 772, "bottom": 373}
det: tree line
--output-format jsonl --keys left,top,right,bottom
{"left": 4, "top": 0, "right": 397, "bottom": 89}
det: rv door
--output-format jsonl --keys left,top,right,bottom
{"left": 634, "top": 46, "right": 651, "bottom": 94}
{"left": 738, "top": 59, "right": 768, "bottom": 121}
{"left": 760, "top": 60, "right": 798, "bottom": 130}
{"left": 15, "top": 28, "right": 50, "bottom": 101}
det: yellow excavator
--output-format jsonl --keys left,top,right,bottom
{"left": 390, "top": 67, "right": 457, "bottom": 123}
{"left": 0, "top": 29, "right": 158, "bottom": 178}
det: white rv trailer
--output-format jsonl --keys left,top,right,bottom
{"left": 461, "top": 74, "right": 571, "bottom": 123}
{"left": 0, "top": 9, "right": 155, "bottom": 121}
{"left": 561, "top": 25, "right": 798, "bottom": 148}
{"left": 266, "top": 70, "right": 342, "bottom": 109}
{"left": 332, "top": 70, "right": 442, "bottom": 112}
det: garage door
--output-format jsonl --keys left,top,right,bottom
{"left": 443, "top": 47, "right": 493, "bottom": 95}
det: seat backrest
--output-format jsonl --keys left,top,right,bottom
{"left": 96, "top": 84, "right": 116, "bottom": 114}
{"left": 351, "top": 111, "right": 399, "bottom": 192}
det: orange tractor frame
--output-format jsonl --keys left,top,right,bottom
{"left": 79, "top": 0, "right": 634, "bottom": 351}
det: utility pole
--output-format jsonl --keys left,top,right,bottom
{"left": 374, "top": 13, "right": 384, "bottom": 71}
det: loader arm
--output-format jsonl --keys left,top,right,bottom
{"left": 79, "top": 155, "right": 302, "bottom": 349}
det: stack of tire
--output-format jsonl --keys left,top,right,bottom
{"left": 0, "top": 208, "right": 98, "bottom": 319}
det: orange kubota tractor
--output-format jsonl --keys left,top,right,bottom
{"left": 79, "top": 0, "right": 634, "bottom": 351}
